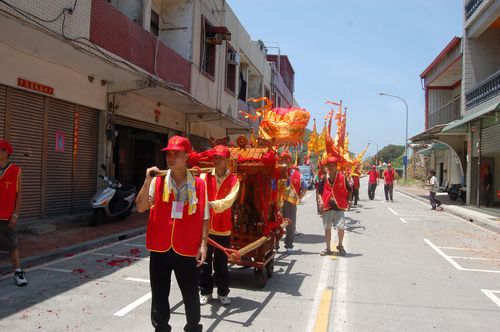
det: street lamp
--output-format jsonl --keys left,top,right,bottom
{"left": 379, "top": 92, "right": 409, "bottom": 182}
{"left": 368, "top": 140, "right": 379, "bottom": 166}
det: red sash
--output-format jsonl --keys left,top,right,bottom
{"left": 206, "top": 172, "right": 238, "bottom": 235}
{"left": 0, "top": 164, "right": 20, "bottom": 221}
{"left": 146, "top": 176, "right": 206, "bottom": 256}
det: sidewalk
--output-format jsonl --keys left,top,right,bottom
{"left": 395, "top": 185, "right": 500, "bottom": 233}
{"left": 0, "top": 212, "right": 147, "bottom": 275}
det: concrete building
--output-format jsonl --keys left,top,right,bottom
{"left": 0, "top": 0, "right": 294, "bottom": 221}
{"left": 411, "top": 0, "right": 499, "bottom": 207}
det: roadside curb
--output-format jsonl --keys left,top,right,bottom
{"left": 395, "top": 188, "right": 500, "bottom": 234}
{"left": 0, "top": 226, "right": 146, "bottom": 275}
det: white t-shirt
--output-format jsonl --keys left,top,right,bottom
{"left": 429, "top": 176, "right": 438, "bottom": 193}
{"left": 149, "top": 177, "right": 209, "bottom": 220}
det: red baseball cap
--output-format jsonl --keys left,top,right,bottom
{"left": 162, "top": 135, "right": 192, "bottom": 153}
{"left": 326, "top": 156, "right": 338, "bottom": 164}
{"left": 0, "top": 139, "right": 13, "bottom": 156}
{"left": 212, "top": 145, "right": 230, "bottom": 158}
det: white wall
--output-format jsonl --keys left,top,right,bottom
{"left": 114, "top": 92, "right": 186, "bottom": 132}
{"left": 0, "top": 43, "right": 107, "bottom": 110}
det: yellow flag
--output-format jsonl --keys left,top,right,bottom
{"left": 307, "top": 119, "right": 318, "bottom": 154}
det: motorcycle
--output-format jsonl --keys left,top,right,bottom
{"left": 447, "top": 183, "right": 466, "bottom": 203}
{"left": 89, "top": 164, "right": 136, "bottom": 226}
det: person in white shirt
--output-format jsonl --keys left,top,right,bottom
{"left": 428, "top": 169, "right": 442, "bottom": 211}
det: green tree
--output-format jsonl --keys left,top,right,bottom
{"left": 378, "top": 144, "right": 404, "bottom": 165}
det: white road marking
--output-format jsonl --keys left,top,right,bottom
{"left": 125, "top": 277, "right": 150, "bottom": 283}
{"left": 40, "top": 267, "right": 73, "bottom": 273}
{"left": 113, "top": 292, "right": 152, "bottom": 317}
{"left": 449, "top": 256, "right": 500, "bottom": 261}
{"left": 424, "top": 239, "right": 464, "bottom": 270}
{"left": 424, "top": 239, "right": 500, "bottom": 274}
{"left": 90, "top": 252, "right": 150, "bottom": 261}
{"left": 0, "top": 234, "right": 147, "bottom": 281}
{"left": 123, "top": 243, "right": 146, "bottom": 247}
{"left": 388, "top": 207, "right": 398, "bottom": 216}
{"left": 306, "top": 245, "right": 333, "bottom": 332}
{"left": 481, "top": 289, "right": 500, "bottom": 307}
{"left": 399, "top": 218, "right": 408, "bottom": 223}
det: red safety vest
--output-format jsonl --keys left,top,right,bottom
{"left": 384, "top": 169, "right": 395, "bottom": 184}
{"left": 206, "top": 172, "right": 238, "bottom": 235}
{"left": 290, "top": 169, "right": 302, "bottom": 197}
{"left": 0, "top": 164, "right": 20, "bottom": 221}
{"left": 321, "top": 172, "right": 349, "bottom": 210}
{"left": 353, "top": 175, "right": 360, "bottom": 189}
{"left": 368, "top": 170, "right": 378, "bottom": 184}
{"left": 146, "top": 176, "right": 206, "bottom": 256}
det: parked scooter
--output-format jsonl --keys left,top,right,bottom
{"left": 447, "top": 183, "right": 466, "bottom": 203}
{"left": 89, "top": 164, "right": 136, "bottom": 226}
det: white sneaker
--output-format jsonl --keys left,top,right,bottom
{"left": 200, "top": 294, "right": 212, "bottom": 305}
{"left": 14, "top": 270, "right": 28, "bottom": 287}
{"left": 285, "top": 248, "right": 293, "bottom": 253}
{"left": 218, "top": 295, "right": 230, "bottom": 305}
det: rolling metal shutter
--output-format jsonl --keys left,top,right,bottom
{"left": 481, "top": 124, "right": 500, "bottom": 156}
{"left": 45, "top": 99, "right": 75, "bottom": 216}
{"left": 0, "top": 85, "right": 5, "bottom": 137}
{"left": 73, "top": 105, "right": 99, "bottom": 212}
{"left": 8, "top": 88, "right": 45, "bottom": 219}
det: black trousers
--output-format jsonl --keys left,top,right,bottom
{"left": 199, "top": 234, "right": 230, "bottom": 297}
{"left": 282, "top": 200, "right": 297, "bottom": 249}
{"left": 368, "top": 183, "right": 377, "bottom": 200}
{"left": 150, "top": 250, "right": 202, "bottom": 332}
{"left": 384, "top": 184, "right": 393, "bottom": 201}
{"left": 429, "top": 191, "right": 441, "bottom": 209}
{"left": 352, "top": 188, "right": 359, "bottom": 205}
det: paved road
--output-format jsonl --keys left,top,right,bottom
{"left": 331, "top": 178, "right": 500, "bottom": 331}
{"left": 0, "top": 178, "right": 498, "bottom": 331}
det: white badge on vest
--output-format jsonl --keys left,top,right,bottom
{"left": 171, "top": 201, "right": 184, "bottom": 219}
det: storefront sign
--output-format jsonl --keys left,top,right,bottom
{"left": 17, "top": 78, "right": 54, "bottom": 95}
{"left": 55, "top": 131, "right": 65, "bottom": 152}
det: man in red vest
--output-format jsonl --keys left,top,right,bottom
{"left": 199, "top": 145, "right": 239, "bottom": 306}
{"left": 0, "top": 139, "right": 27, "bottom": 287}
{"left": 352, "top": 167, "right": 360, "bottom": 205}
{"left": 367, "top": 165, "right": 379, "bottom": 200}
{"left": 317, "top": 156, "right": 351, "bottom": 256}
{"left": 383, "top": 162, "right": 396, "bottom": 202}
{"left": 278, "top": 151, "right": 308, "bottom": 253}
{"left": 136, "top": 135, "right": 209, "bottom": 332}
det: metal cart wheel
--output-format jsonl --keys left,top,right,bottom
{"left": 254, "top": 268, "right": 268, "bottom": 288}
{"left": 265, "top": 258, "right": 274, "bottom": 279}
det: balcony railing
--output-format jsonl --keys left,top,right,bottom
{"left": 465, "top": 70, "right": 500, "bottom": 109}
{"left": 428, "top": 96, "right": 461, "bottom": 128}
{"left": 465, "top": 0, "right": 485, "bottom": 20}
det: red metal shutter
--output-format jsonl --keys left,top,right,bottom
{"left": 73, "top": 105, "right": 99, "bottom": 212}
{"left": 8, "top": 88, "right": 45, "bottom": 219}
{"left": 45, "top": 98, "right": 75, "bottom": 216}
{"left": 0, "top": 85, "right": 6, "bottom": 137}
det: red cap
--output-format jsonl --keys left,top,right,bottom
{"left": 0, "top": 139, "right": 13, "bottom": 156}
{"left": 212, "top": 145, "right": 230, "bottom": 158}
{"left": 280, "top": 150, "right": 291, "bottom": 160}
{"left": 326, "top": 156, "right": 338, "bottom": 164}
{"left": 162, "top": 135, "right": 192, "bottom": 153}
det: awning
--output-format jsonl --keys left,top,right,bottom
{"left": 409, "top": 124, "right": 446, "bottom": 143}
{"left": 417, "top": 143, "right": 448, "bottom": 156}
{"left": 442, "top": 101, "right": 500, "bottom": 133}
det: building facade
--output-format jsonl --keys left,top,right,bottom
{"left": 0, "top": 0, "right": 296, "bottom": 221}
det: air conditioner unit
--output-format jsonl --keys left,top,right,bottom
{"left": 228, "top": 51, "right": 240, "bottom": 65}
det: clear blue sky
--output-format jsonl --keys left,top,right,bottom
{"left": 226, "top": 0, "right": 463, "bottom": 157}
